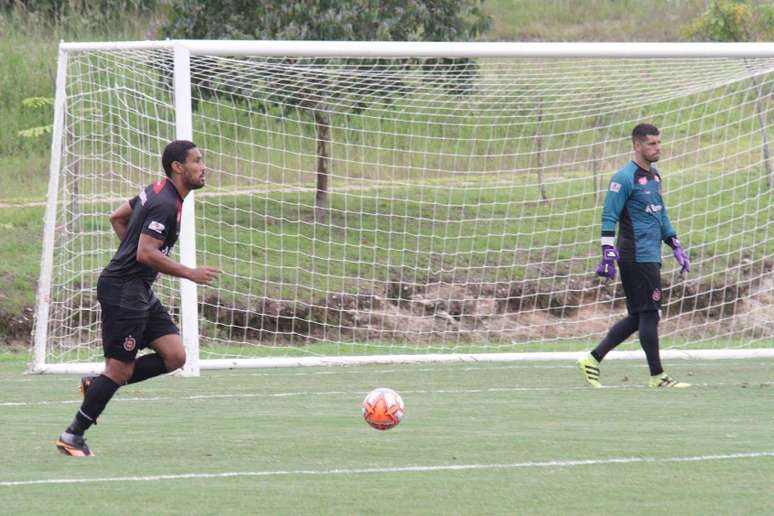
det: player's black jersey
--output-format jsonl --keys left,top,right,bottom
{"left": 101, "top": 178, "right": 183, "bottom": 283}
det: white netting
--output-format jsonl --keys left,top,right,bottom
{"left": 36, "top": 45, "right": 774, "bottom": 367}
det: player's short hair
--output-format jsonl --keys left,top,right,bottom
{"left": 632, "top": 124, "right": 660, "bottom": 143}
{"left": 162, "top": 140, "right": 198, "bottom": 177}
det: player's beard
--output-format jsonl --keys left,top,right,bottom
{"left": 186, "top": 172, "right": 206, "bottom": 190}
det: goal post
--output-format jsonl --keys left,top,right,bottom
{"left": 32, "top": 41, "right": 774, "bottom": 374}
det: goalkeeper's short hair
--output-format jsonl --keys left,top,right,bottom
{"left": 632, "top": 123, "right": 659, "bottom": 143}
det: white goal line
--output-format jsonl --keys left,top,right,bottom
{"left": 30, "top": 349, "right": 774, "bottom": 375}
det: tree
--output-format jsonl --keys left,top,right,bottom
{"left": 161, "top": 0, "right": 491, "bottom": 221}
{"left": 681, "top": 0, "right": 774, "bottom": 190}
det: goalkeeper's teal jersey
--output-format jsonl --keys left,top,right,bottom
{"left": 601, "top": 161, "right": 676, "bottom": 263}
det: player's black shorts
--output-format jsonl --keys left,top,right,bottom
{"left": 97, "top": 275, "right": 179, "bottom": 362}
{"left": 619, "top": 262, "right": 662, "bottom": 315}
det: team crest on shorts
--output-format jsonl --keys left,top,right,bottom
{"left": 123, "top": 335, "right": 137, "bottom": 352}
{"left": 652, "top": 289, "right": 662, "bottom": 301}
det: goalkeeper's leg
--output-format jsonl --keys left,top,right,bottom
{"left": 639, "top": 310, "right": 690, "bottom": 388}
{"left": 578, "top": 314, "right": 639, "bottom": 387}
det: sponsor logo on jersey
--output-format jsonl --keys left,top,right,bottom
{"left": 148, "top": 220, "right": 166, "bottom": 233}
{"left": 652, "top": 289, "right": 661, "bottom": 302}
{"left": 638, "top": 176, "right": 648, "bottom": 185}
{"left": 609, "top": 182, "right": 621, "bottom": 192}
{"left": 645, "top": 204, "right": 663, "bottom": 214}
{"left": 123, "top": 335, "right": 137, "bottom": 352}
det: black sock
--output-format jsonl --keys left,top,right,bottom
{"left": 66, "top": 374, "right": 120, "bottom": 435}
{"left": 128, "top": 353, "right": 169, "bottom": 384}
{"left": 592, "top": 314, "right": 639, "bottom": 362}
{"left": 638, "top": 310, "right": 663, "bottom": 376}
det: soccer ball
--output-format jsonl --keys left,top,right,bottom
{"left": 362, "top": 387, "right": 405, "bottom": 430}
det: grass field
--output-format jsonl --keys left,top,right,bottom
{"left": 1, "top": 353, "right": 773, "bottom": 515}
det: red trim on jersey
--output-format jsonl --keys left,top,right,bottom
{"left": 153, "top": 178, "right": 167, "bottom": 194}
{"left": 176, "top": 198, "right": 183, "bottom": 223}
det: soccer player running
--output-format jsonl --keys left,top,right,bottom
{"left": 56, "top": 140, "right": 221, "bottom": 456}
{"left": 578, "top": 124, "right": 691, "bottom": 389}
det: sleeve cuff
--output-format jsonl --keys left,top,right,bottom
{"left": 601, "top": 236, "right": 616, "bottom": 247}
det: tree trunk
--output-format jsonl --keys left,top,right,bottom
{"left": 314, "top": 109, "right": 331, "bottom": 222}
{"left": 535, "top": 101, "right": 548, "bottom": 203}
{"left": 591, "top": 114, "right": 605, "bottom": 203}
{"left": 67, "top": 129, "right": 81, "bottom": 234}
{"left": 750, "top": 75, "right": 773, "bottom": 190}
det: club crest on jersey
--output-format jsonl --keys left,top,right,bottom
{"left": 148, "top": 220, "right": 165, "bottom": 234}
{"left": 652, "top": 289, "right": 662, "bottom": 302}
{"left": 123, "top": 335, "right": 137, "bottom": 351}
{"left": 638, "top": 176, "right": 648, "bottom": 185}
{"left": 609, "top": 182, "right": 621, "bottom": 192}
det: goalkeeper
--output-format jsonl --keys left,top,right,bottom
{"left": 55, "top": 140, "right": 221, "bottom": 456}
{"left": 578, "top": 124, "right": 690, "bottom": 389}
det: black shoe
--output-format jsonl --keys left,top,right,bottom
{"left": 55, "top": 432, "right": 95, "bottom": 457}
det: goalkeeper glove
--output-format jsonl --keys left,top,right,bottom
{"left": 667, "top": 237, "right": 690, "bottom": 273}
{"left": 595, "top": 245, "right": 619, "bottom": 281}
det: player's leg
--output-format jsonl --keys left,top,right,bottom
{"left": 578, "top": 262, "right": 640, "bottom": 387}
{"left": 578, "top": 314, "right": 639, "bottom": 387}
{"left": 641, "top": 310, "right": 689, "bottom": 387}
{"left": 148, "top": 333, "right": 186, "bottom": 372}
{"left": 56, "top": 357, "right": 134, "bottom": 456}
{"left": 592, "top": 314, "right": 640, "bottom": 361}
{"left": 638, "top": 309, "right": 663, "bottom": 376}
{"left": 57, "top": 299, "right": 145, "bottom": 456}
{"left": 630, "top": 263, "right": 690, "bottom": 388}
{"left": 126, "top": 298, "right": 183, "bottom": 384}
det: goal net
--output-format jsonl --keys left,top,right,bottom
{"left": 33, "top": 42, "right": 774, "bottom": 374}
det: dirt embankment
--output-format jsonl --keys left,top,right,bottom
{"left": 4, "top": 258, "right": 772, "bottom": 347}
{"left": 200, "top": 258, "right": 774, "bottom": 344}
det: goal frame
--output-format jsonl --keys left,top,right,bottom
{"left": 32, "top": 41, "right": 774, "bottom": 375}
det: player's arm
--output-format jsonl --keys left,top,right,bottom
{"left": 600, "top": 171, "right": 632, "bottom": 246}
{"left": 660, "top": 199, "right": 690, "bottom": 273}
{"left": 109, "top": 200, "right": 135, "bottom": 241}
{"left": 660, "top": 203, "right": 677, "bottom": 244}
{"left": 136, "top": 234, "right": 221, "bottom": 284}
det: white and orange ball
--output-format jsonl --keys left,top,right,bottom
{"left": 362, "top": 388, "right": 405, "bottom": 430}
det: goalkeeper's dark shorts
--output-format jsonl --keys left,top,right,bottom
{"left": 619, "top": 261, "right": 662, "bottom": 315}
{"left": 97, "top": 276, "right": 179, "bottom": 363}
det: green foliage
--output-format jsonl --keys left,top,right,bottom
{"left": 161, "top": 0, "right": 491, "bottom": 113}
{"left": 0, "top": 0, "right": 157, "bottom": 25}
{"left": 20, "top": 97, "right": 53, "bottom": 109}
{"left": 17, "top": 96, "right": 53, "bottom": 139}
{"left": 16, "top": 126, "right": 52, "bottom": 138}
{"left": 680, "top": 0, "right": 774, "bottom": 41}
{"left": 161, "top": 0, "right": 490, "bottom": 42}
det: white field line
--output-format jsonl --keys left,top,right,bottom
{"left": 1, "top": 381, "right": 772, "bottom": 407}
{"left": 1, "top": 451, "right": 773, "bottom": 487}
